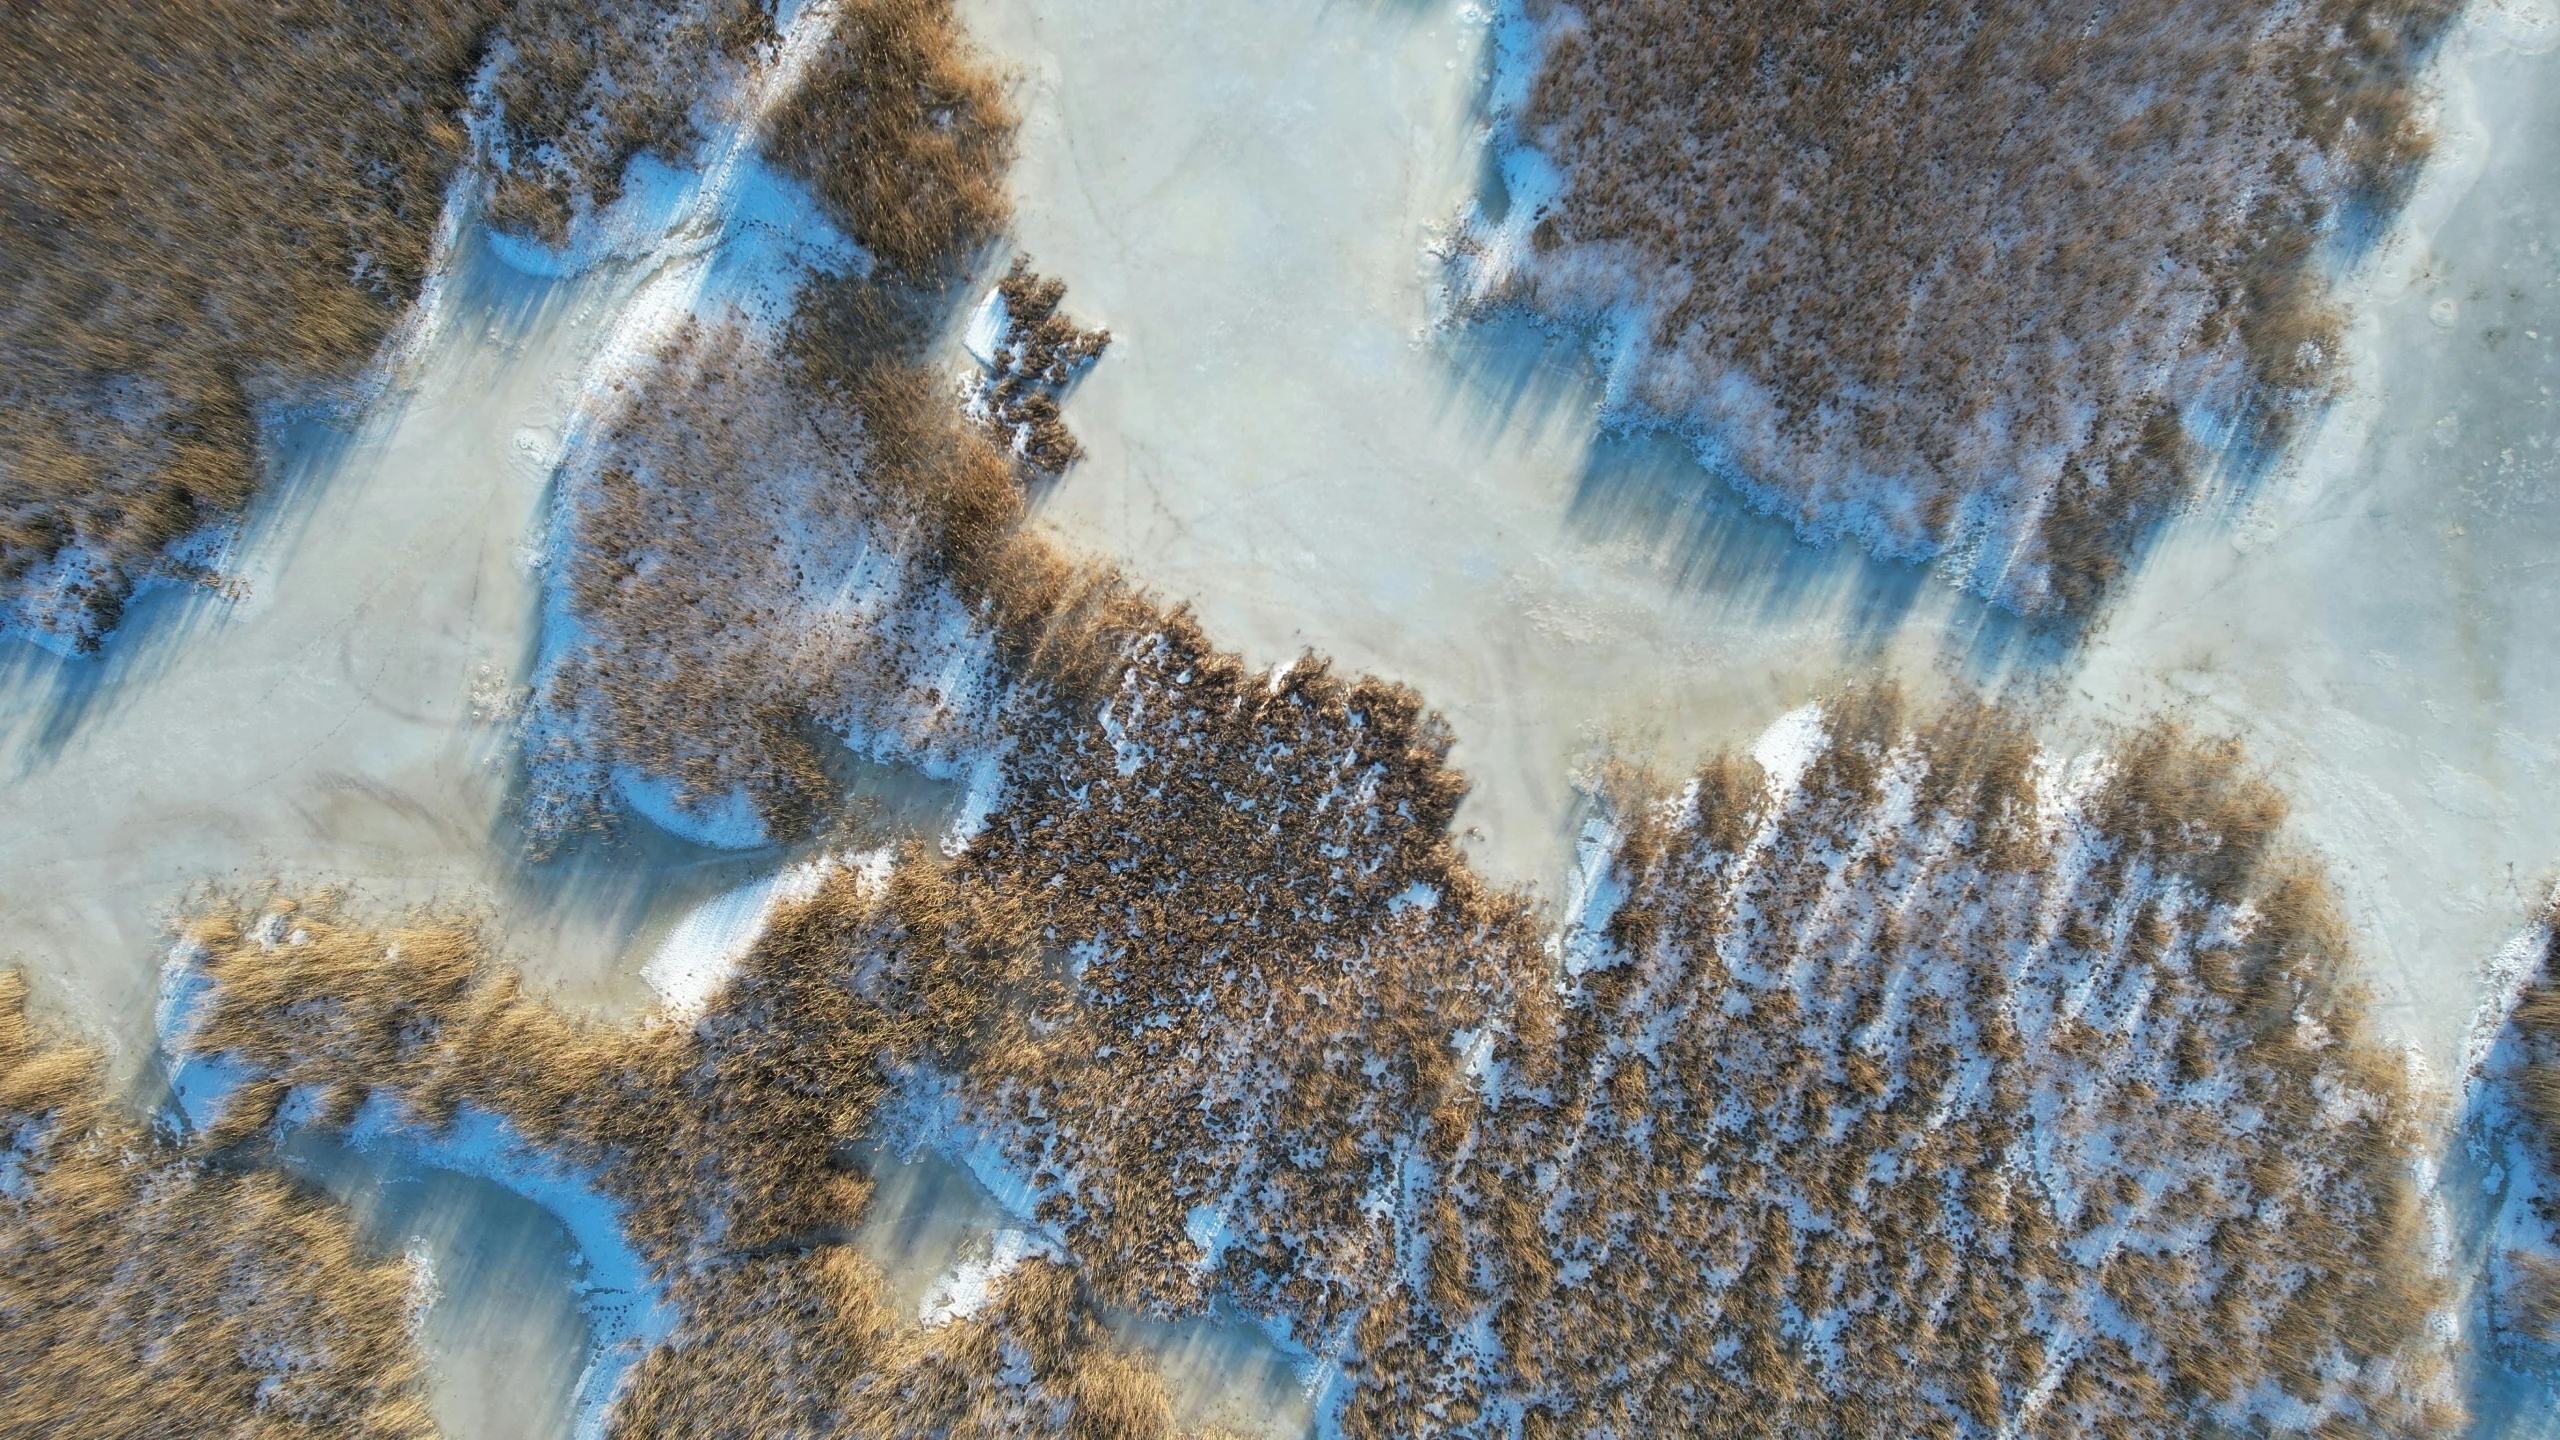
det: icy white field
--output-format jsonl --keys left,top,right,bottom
{"left": 964, "top": 0, "right": 2560, "bottom": 1071}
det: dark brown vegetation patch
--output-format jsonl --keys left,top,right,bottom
{"left": 1489, "top": 0, "right": 2459, "bottom": 611}
{"left": 0, "top": 972, "right": 435, "bottom": 1440}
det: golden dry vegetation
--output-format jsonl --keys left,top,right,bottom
{"left": 763, "top": 0, "right": 1016, "bottom": 279}
{"left": 1363, "top": 695, "right": 2454, "bottom": 1437}
{"left": 0, "top": 0, "right": 783, "bottom": 652}
{"left": 0, "top": 1, "right": 499, "bottom": 649}
{"left": 943, "top": 619, "right": 1548, "bottom": 1333}
{"left": 972, "top": 258, "right": 1113, "bottom": 473}
{"left": 165, "top": 883, "right": 1238, "bottom": 1440}
{"left": 0, "top": 972, "right": 436, "bottom": 1440}
{"left": 1490, "top": 0, "right": 2460, "bottom": 611}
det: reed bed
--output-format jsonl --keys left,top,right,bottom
{"left": 1472, "top": 0, "right": 2460, "bottom": 612}
{"left": 1355, "top": 692, "right": 2453, "bottom": 1436}
{"left": 160, "top": 680, "right": 2457, "bottom": 1437}
{"left": 0, "top": 972, "right": 435, "bottom": 1440}
{"left": 0, "top": 0, "right": 783, "bottom": 653}
{"left": 907, "top": 675, "right": 2451, "bottom": 1435}
{"left": 523, "top": 316, "right": 1012, "bottom": 847}
{"left": 763, "top": 0, "right": 1016, "bottom": 280}
{"left": 165, "top": 880, "right": 1230, "bottom": 1440}
{"left": 934, "top": 619, "right": 1550, "bottom": 1334}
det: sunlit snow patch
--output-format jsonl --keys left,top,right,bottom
{"left": 643, "top": 853, "right": 847, "bottom": 1015}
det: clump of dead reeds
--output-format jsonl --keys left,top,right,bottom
{"left": 0, "top": 971, "right": 436, "bottom": 1440}
{"left": 972, "top": 258, "right": 1112, "bottom": 473}
{"left": 1480, "top": 0, "right": 2460, "bottom": 612}
{"left": 0, "top": 1, "right": 499, "bottom": 649}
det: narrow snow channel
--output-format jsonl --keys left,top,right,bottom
{"left": 961, "top": 0, "right": 2560, "bottom": 1072}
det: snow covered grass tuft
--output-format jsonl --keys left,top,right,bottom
{"left": 1453, "top": 0, "right": 2460, "bottom": 614}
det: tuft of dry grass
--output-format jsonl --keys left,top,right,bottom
{"left": 1479, "top": 0, "right": 2461, "bottom": 612}
{"left": 972, "top": 258, "right": 1112, "bottom": 473}
{"left": 0, "top": 971, "right": 436, "bottom": 1440}
{"left": 763, "top": 0, "right": 1016, "bottom": 280}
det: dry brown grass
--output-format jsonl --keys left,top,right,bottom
{"left": 0, "top": 1, "right": 501, "bottom": 649}
{"left": 166, "top": 875, "right": 1230, "bottom": 1440}
{"left": 2493, "top": 902, "right": 2560, "bottom": 1347}
{"left": 938, "top": 618, "right": 1548, "bottom": 1330}
{"left": 1355, "top": 688, "right": 2454, "bottom": 1437}
{"left": 974, "top": 258, "right": 1113, "bottom": 473}
{"left": 2508, "top": 904, "right": 2560, "bottom": 1178}
{"left": 0, "top": 0, "right": 791, "bottom": 652}
{"left": 1490, "top": 0, "right": 2460, "bottom": 612}
{"left": 524, "top": 317, "right": 1001, "bottom": 846}
{"left": 526, "top": 261, "right": 1122, "bottom": 847}
{"left": 157, "top": 676, "right": 2459, "bottom": 1437}
{"left": 763, "top": 0, "right": 1015, "bottom": 280}
{"left": 0, "top": 971, "right": 436, "bottom": 1440}
{"left": 477, "top": 0, "right": 778, "bottom": 244}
